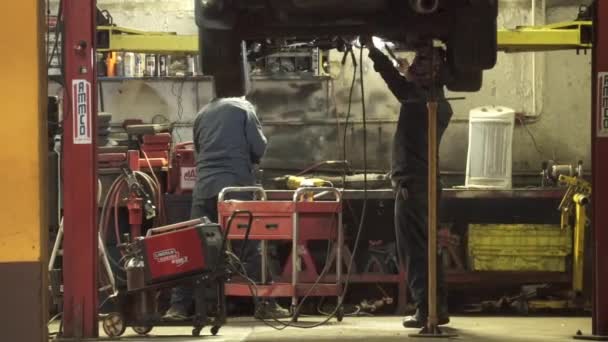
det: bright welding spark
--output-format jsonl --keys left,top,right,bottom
{"left": 371, "top": 36, "right": 385, "bottom": 49}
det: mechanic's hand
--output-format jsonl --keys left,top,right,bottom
{"left": 359, "top": 35, "right": 374, "bottom": 49}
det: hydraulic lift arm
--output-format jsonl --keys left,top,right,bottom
{"left": 96, "top": 21, "right": 594, "bottom": 54}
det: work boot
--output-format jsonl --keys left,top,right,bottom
{"left": 402, "top": 309, "right": 450, "bottom": 328}
{"left": 162, "top": 305, "right": 189, "bottom": 321}
{"left": 254, "top": 301, "right": 291, "bottom": 319}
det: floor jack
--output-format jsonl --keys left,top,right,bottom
{"left": 101, "top": 211, "right": 252, "bottom": 338}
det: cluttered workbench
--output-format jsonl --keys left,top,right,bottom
{"left": 163, "top": 185, "right": 572, "bottom": 315}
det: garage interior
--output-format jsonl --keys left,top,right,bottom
{"left": 1, "top": 0, "right": 607, "bottom": 341}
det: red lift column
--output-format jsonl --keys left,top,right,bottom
{"left": 590, "top": 0, "right": 608, "bottom": 338}
{"left": 61, "top": 0, "right": 99, "bottom": 338}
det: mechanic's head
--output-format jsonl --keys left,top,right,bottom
{"left": 396, "top": 58, "right": 410, "bottom": 76}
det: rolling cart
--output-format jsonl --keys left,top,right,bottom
{"left": 217, "top": 186, "right": 344, "bottom": 321}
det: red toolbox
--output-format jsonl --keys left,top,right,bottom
{"left": 142, "top": 133, "right": 172, "bottom": 145}
{"left": 217, "top": 186, "right": 344, "bottom": 318}
{"left": 169, "top": 142, "right": 196, "bottom": 194}
{"left": 139, "top": 219, "right": 223, "bottom": 284}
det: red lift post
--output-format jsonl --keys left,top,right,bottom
{"left": 61, "top": 0, "right": 99, "bottom": 338}
{"left": 590, "top": 0, "right": 608, "bottom": 338}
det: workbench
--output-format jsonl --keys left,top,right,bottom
{"left": 164, "top": 187, "right": 569, "bottom": 314}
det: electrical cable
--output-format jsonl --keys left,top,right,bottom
{"left": 46, "top": 0, "right": 50, "bottom": 62}
{"left": 235, "top": 45, "right": 369, "bottom": 330}
{"left": 98, "top": 167, "right": 164, "bottom": 282}
{"left": 99, "top": 81, "right": 105, "bottom": 112}
{"left": 141, "top": 150, "right": 166, "bottom": 224}
{"left": 342, "top": 46, "right": 358, "bottom": 187}
{"left": 516, "top": 116, "right": 545, "bottom": 157}
{"left": 171, "top": 79, "right": 186, "bottom": 141}
{"left": 47, "top": 0, "right": 62, "bottom": 75}
{"left": 47, "top": 313, "right": 62, "bottom": 326}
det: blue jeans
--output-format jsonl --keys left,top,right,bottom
{"left": 170, "top": 195, "right": 266, "bottom": 311}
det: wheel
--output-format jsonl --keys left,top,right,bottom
{"left": 448, "top": 11, "right": 497, "bottom": 71}
{"left": 336, "top": 305, "right": 344, "bottom": 322}
{"left": 446, "top": 68, "right": 483, "bottom": 92}
{"left": 132, "top": 326, "right": 153, "bottom": 335}
{"left": 192, "top": 326, "right": 203, "bottom": 337}
{"left": 470, "top": 0, "right": 498, "bottom": 16}
{"left": 211, "top": 325, "right": 221, "bottom": 336}
{"left": 198, "top": 27, "right": 247, "bottom": 97}
{"left": 102, "top": 312, "right": 126, "bottom": 338}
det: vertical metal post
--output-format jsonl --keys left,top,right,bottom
{"left": 336, "top": 211, "right": 343, "bottom": 285}
{"left": 576, "top": 3, "right": 608, "bottom": 340}
{"left": 261, "top": 241, "right": 268, "bottom": 284}
{"left": 61, "top": 0, "right": 98, "bottom": 338}
{"left": 292, "top": 211, "right": 299, "bottom": 311}
{"left": 427, "top": 101, "right": 439, "bottom": 330}
{"left": 591, "top": 1, "right": 608, "bottom": 336}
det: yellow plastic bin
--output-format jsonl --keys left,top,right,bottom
{"left": 467, "top": 224, "right": 572, "bottom": 272}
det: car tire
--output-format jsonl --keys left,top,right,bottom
{"left": 470, "top": 0, "right": 498, "bottom": 16}
{"left": 198, "top": 27, "right": 246, "bottom": 96}
{"left": 446, "top": 68, "right": 483, "bottom": 92}
{"left": 448, "top": 12, "right": 497, "bottom": 71}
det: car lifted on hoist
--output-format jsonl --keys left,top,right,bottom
{"left": 195, "top": 0, "right": 498, "bottom": 94}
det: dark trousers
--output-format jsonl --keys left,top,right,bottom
{"left": 393, "top": 101, "right": 452, "bottom": 317}
{"left": 170, "top": 195, "right": 265, "bottom": 310}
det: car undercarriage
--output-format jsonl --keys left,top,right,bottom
{"left": 195, "top": 0, "right": 498, "bottom": 94}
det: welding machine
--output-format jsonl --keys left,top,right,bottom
{"left": 139, "top": 219, "right": 223, "bottom": 284}
{"left": 102, "top": 211, "right": 252, "bottom": 338}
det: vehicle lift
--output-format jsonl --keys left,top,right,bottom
{"left": 59, "top": 0, "right": 608, "bottom": 339}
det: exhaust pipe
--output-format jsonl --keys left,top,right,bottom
{"left": 409, "top": 0, "right": 439, "bottom": 14}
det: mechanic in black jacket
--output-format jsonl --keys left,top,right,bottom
{"left": 365, "top": 39, "right": 453, "bottom": 328}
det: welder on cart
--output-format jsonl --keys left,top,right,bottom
{"left": 363, "top": 37, "right": 452, "bottom": 328}
{"left": 163, "top": 66, "right": 290, "bottom": 321}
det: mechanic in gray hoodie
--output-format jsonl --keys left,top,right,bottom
{"left": 164, "top": 77, "right": 289, "bottom": 321}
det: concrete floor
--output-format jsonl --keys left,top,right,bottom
{"left": 51, "top": 316, "right": 593, "bottom": 341}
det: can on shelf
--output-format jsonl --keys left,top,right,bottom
{"left": 123, "top": 52, "right": 135, "bottom": 77}
{"left": 145, "top": 54, "right": 156, "bottom": 77}
{"left": 158, "top": 55, "right": 167, "bottom": 77}
{"left": 135, "top": 53, "right": 145, "bottom": 77}
{"left": 187, "top": 55, "right": 195, "bottom": 76}
{"left": 115, "top": 52, "right": 124, "bottom": 77}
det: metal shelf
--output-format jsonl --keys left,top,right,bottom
{"left": 97, "top": 75, "right": 330, "bottom": 82}
{"left": 98, "top": 76, "right": 210, "bottom": 82}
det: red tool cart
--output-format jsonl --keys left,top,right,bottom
{"left": 217, "top": 186, "right": 344, "bottom": 321}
